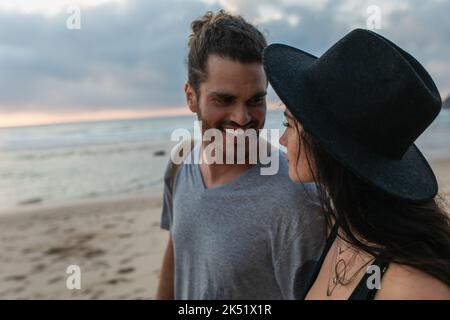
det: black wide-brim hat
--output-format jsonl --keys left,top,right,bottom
{"left": 263, "top": 28, "right": 442, "bottom": 202}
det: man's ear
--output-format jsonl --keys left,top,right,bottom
{"left": 184, "top": 83, "right": 197, "bottom": 113}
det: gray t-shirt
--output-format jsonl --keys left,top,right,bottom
{"left": 160, "top": 145, "right": 326, "bottom": 299}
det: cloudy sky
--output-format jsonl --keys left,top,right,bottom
{"left": 0, "top": 0, "right": 449, "bottom": 127}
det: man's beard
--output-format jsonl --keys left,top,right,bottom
{"left": 195, "top": 106, "right": 265, "bottom": 164}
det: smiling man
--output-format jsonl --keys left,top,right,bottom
{"left": 155, "top": 10, "right": 326, "bottom": 300}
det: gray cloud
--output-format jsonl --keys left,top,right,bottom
{"left": 0, "top": 0, "right": 205, "bottom": 112}
{"left": 0, "top": 0, "right": 449, "bottom": 114}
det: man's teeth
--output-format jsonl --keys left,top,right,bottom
{"left": 223, "top": 128, "right": 246, "bottom": 136}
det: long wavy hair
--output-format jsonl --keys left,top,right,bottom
{"left": 293, "top": 121, "right": 450, "bottom": 286}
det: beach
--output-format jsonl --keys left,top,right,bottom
{"left": 0, "top": 110, "right": 449, "bottom": 299}
{"left": 0, "top": 192, "right": 167, "bottom": 299}
{"left": 2, "top": 0, "right": 450, "bottom": 302}
{"left": 0, "top": 159, "right": 449, "bottom": 299}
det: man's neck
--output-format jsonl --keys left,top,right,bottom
{"left": 198, "top": 146, "right": 255, "bottom": 189}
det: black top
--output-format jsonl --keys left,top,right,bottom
{"left": 299, "top": 225, "right": 389, "bottom": 300}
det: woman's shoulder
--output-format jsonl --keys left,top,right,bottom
{"left": 376, "top": 263, "right": 450, "bottom": 300}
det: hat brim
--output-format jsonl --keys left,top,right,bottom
{"left": 263, "top": 43, "right": 438, "bottom": 202}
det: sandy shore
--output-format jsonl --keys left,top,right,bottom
{"left": 0, "top": 159, "right": 449, "bottom": 300}
{"left": 0, "top": 192, "right": 167, "bottom": 299}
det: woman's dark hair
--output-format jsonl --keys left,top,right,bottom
{"left": 293, "top": 121, "right": 450, "bottom": 286}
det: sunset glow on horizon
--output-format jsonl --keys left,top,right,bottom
{"left": 0, "top": 103, "right": 282, "bottom": 129}
{"left": 0, "top": 107, "right": 193, "bottom": 129}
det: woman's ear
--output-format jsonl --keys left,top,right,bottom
{"left": 184, "top": 83, "right": 197, "bottom": 113}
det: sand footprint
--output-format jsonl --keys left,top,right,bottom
{"left": 105, "top": 277, "right": 130, "bottom": 285}
{"left": 117, "top": 267, "right": 135, "bottom": 275}
{"left": 47, "top": 276, "right": 63, "bottom": 285}
{"left": 5, "top": 274, "right": 27, "bottom": 281}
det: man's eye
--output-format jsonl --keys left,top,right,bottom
{"left": 249, "top": 98, "right": 264, "bottom": 106}
{"left": 215, "top": 98, "right": 233, "bottom": 105}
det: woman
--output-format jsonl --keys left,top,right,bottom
{"left": 263, "top": 29, "right": 450, "bottom": 299}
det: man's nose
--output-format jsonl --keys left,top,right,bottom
{"left": 229, "top": 104, "right": 251, "bottom": 127}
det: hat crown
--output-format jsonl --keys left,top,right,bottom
{"left": 304, "top": 29, "right": 441, "bottom": 159}
{"left": 262, "top": 29, "right": 440, "bottom": 201}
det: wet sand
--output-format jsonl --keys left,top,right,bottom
{"left": 0, "top": 193, "right": 167, "bottom": 299}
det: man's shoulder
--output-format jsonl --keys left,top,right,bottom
{"left": 260, "top": 150, "right": 318, "bottom": 199}
{"left": 252, "top": 150, "right": 322, "bottom": 226}
{"left": 257, "top": 150, "right": 288, "bottom": 181}
{"left": 163, "top": 141, "right": 199, "bottom": 182}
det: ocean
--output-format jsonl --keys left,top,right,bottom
{"left": 0, "top": 110, "right": 449, "bottom": 211}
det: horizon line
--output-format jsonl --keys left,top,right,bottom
{"left": 0, "top": 107, "right": 193, "bottom": 129}
{"left": 0, "top": 103, "right": 283, "bottom": 129}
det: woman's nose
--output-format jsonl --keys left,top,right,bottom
{"left": 279, "top": 130, "right": 287, "bottom": 147}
